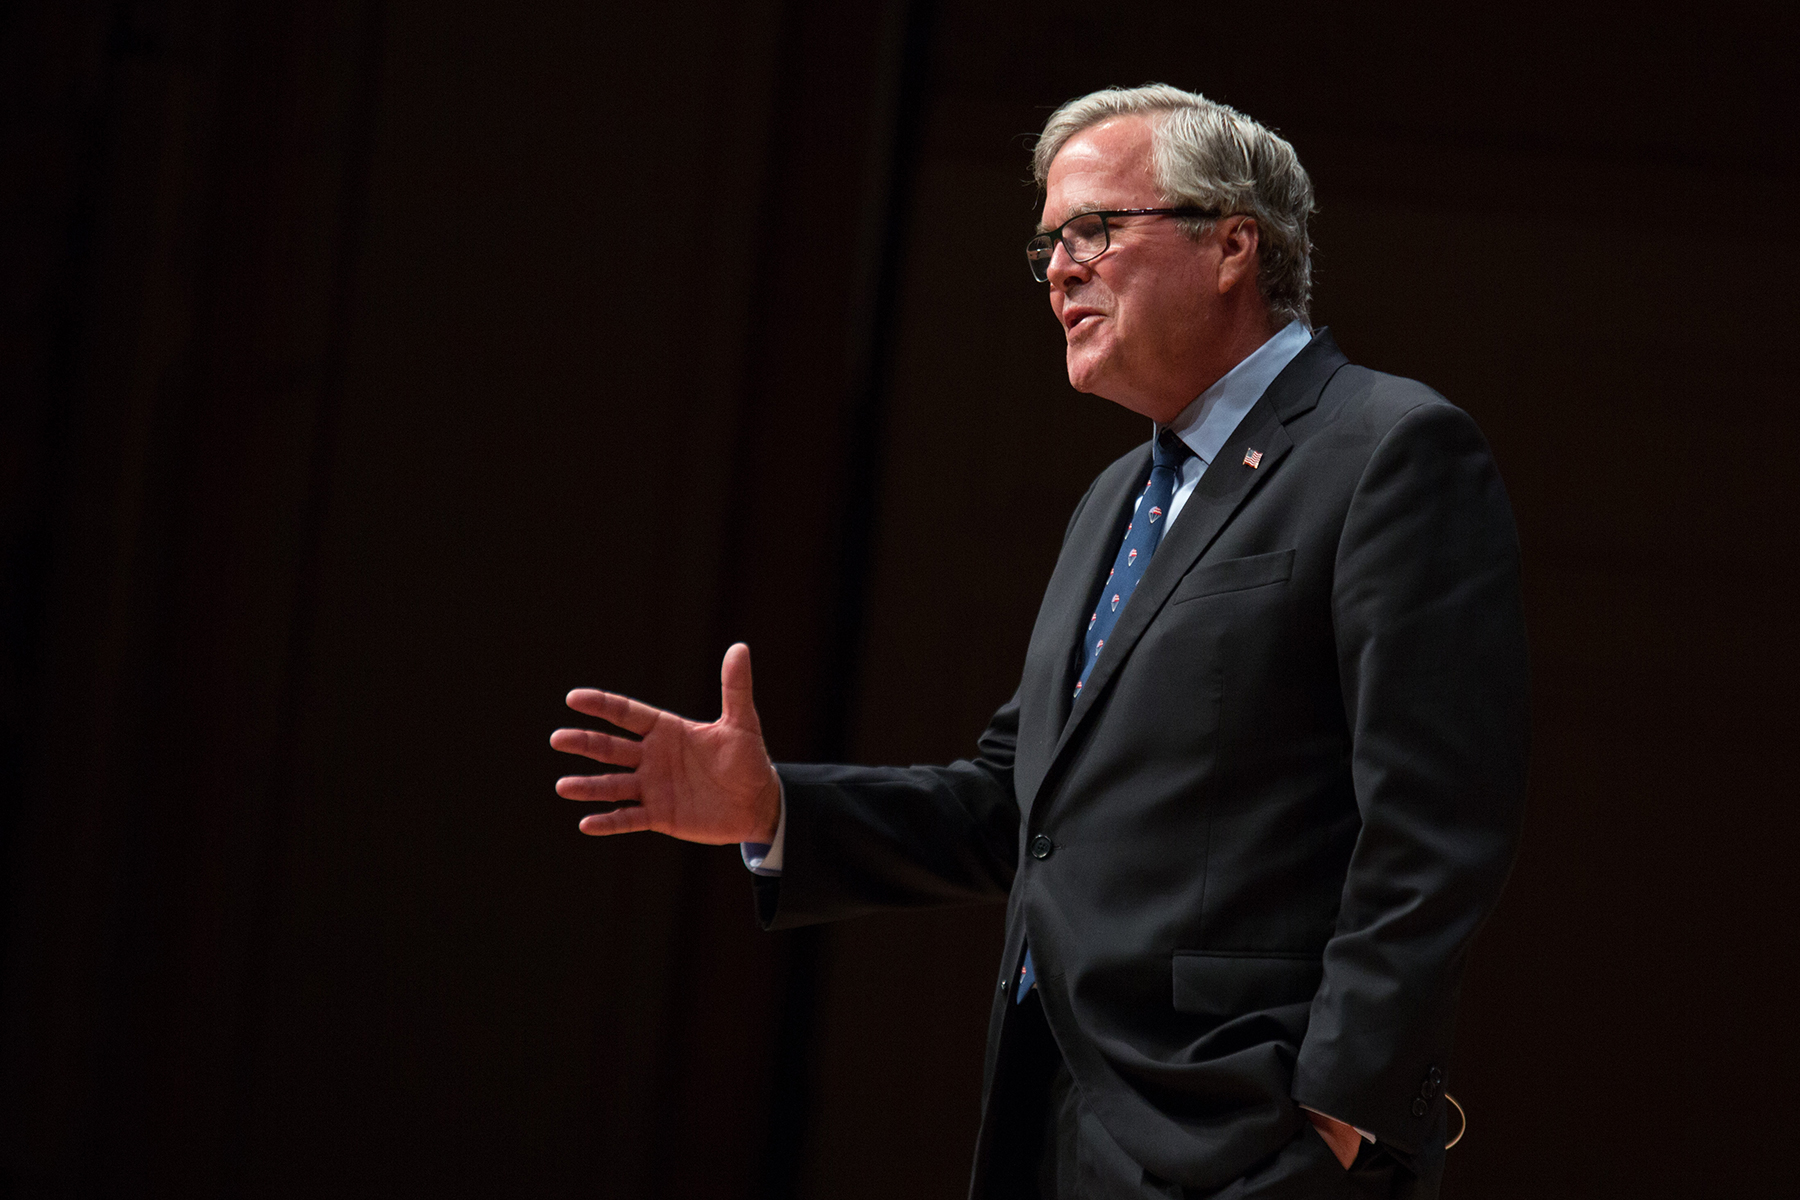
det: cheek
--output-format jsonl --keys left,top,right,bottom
{"left": 1155, "top": 271, "right": 1211, "bottom": 335}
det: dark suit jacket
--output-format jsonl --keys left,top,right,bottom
{"left": 760, "top": 331, "right": 1529, "bottom": 1198}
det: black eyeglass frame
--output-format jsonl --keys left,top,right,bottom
{"left": 1025, "top": 206, "right": 1220, "bottom": 282}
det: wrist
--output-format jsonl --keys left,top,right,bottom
{"left": 752, "top": 765, "right": 781, "bottom": 843}
{"left": 1304, "top": 1109, "right": 1361, "bottom": 1169}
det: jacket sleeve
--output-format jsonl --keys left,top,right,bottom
{"left": 1291, "top": 400, "right": 1530, "bottom": 1157}
{"left": 754, "top": 694, "right": 1022, "bottom": 929}
{"left": 751, "top": 471, "right": 1108, "bottom": 929}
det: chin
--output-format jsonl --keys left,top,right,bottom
{"left": 1065, "top": 349, "right": 1112, "bottom": 396}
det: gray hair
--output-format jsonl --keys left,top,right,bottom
{"left": 1032, "top": 84, "right": 1316, "bottom": 327}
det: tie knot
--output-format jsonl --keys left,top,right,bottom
{"left": 1153, "top": 428, "right": 1192, "bottom": 470}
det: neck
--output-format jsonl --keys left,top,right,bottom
{"left": 1145, "top": 302, "right": 1281, "bottom": 425}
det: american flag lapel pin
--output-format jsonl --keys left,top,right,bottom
{"left": 1243, "top": 448, "right": 1263, "bottom": 469}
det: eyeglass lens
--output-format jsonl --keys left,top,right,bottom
{"left": 1026, "top": 213, "right": 1110, "bottom": 281}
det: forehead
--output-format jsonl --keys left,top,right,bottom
{"left": 1041, "top": 115, "right": 1160, "bottom": 227}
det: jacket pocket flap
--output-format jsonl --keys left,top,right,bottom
{"left": 1170, "top": 548, "right": 1294, "bottom": 604}
{"left": 1172, "top": 951, "right": 1323, "bottom": 1018}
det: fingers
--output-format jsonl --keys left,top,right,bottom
{"left": 577, "top": 805, "right": 653, "bottom": 837}
{"left": 564, "top": 688, "right": 660, "bottom": 736}
{"left": 559, "top": 766, "right": 653, "bottom": 838}
{"left": 719, "top": 642, "right": 759, "bottom": 730}
{"left": 549, "top": 727, "right": 644, "bottom": 767}
{"left": 555, "top": 771, "right": 640, "bottom": 804}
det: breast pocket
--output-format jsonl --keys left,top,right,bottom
{"left": 1169, "top": 548, "right": 1294, "bottom": 605}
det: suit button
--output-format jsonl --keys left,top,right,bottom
{"left": 1428, "top": 1067, "right": 1443, "bottom": 1088}
{"left": 1420, "top": 1080, "right": 1435, "bottom": 1099}
{"left": 1030, "top": 834, "right": 1054, "bottom": 860}
{"left": 1411, "top": 1098, "right": 1429, "bottom": 1118}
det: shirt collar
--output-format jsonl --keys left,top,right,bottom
{"left": 1160, "top": 319, "right": 1313, "bottom": 467}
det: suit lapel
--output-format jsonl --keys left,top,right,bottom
{"left": 1048, "top": 405, "right": 1291, "bottom": 763}
{"left": 1043, "top": 452, "right": 1148, "bottom": 725}
{"left": 1034, "top": 328, "right": 1351, "bottom": 802}
{"left": 1009, "top": 448, "right": 1148, "bottom": 820}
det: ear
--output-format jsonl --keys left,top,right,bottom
{"left": 1215, "top": 215, "right": 1261, "bottom": 296}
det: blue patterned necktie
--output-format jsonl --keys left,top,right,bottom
{"left": 1072, "top": 427, "right": 1193, "bottom": 702}
{"left": 1017, "top": 427, "right": 1193, "bottom": 1004}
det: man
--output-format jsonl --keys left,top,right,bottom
{"left": 552, "top": 85, "right": 1528, "bottom": 1198}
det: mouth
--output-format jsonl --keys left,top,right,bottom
{"left": 1063, "top": 308, "right": 1103, "bottom": 336}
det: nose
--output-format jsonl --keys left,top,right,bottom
{"left": 1045, "top": 238, "right": 1091, "bottom": 289}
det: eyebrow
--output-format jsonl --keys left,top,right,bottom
{"left": 1035, "top": 208, "right": 1094, "bottom": 235}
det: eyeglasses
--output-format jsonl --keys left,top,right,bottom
{"left": 1025, "top": 207, "right": 1219, "bottom": 282}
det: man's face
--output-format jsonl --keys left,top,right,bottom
{"left": 1041, "top": 115, "right": 1223, "bottom": 422}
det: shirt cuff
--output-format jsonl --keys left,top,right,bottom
{"left": 1299, "top": 1105, "right": 1376, "bottom": 1144}
{"left": 739, "top": 779, "right": 786, "bottom": 876}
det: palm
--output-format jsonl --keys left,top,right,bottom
{"left": 633, "top": 708, "right": 771, "bottom": 840}
{"left": 552, "top": 643, "right": 780, "bottom": 845}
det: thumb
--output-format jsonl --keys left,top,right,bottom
{"left": 719, "top": 642, "right": 760, "bottom": 731}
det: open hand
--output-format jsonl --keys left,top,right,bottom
{"left": 551, "top": 643, "right": 781, "bottom": 845}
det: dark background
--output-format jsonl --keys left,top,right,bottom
{"left": 3, "top": 1, "right": 1795, "bottom": 1196}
